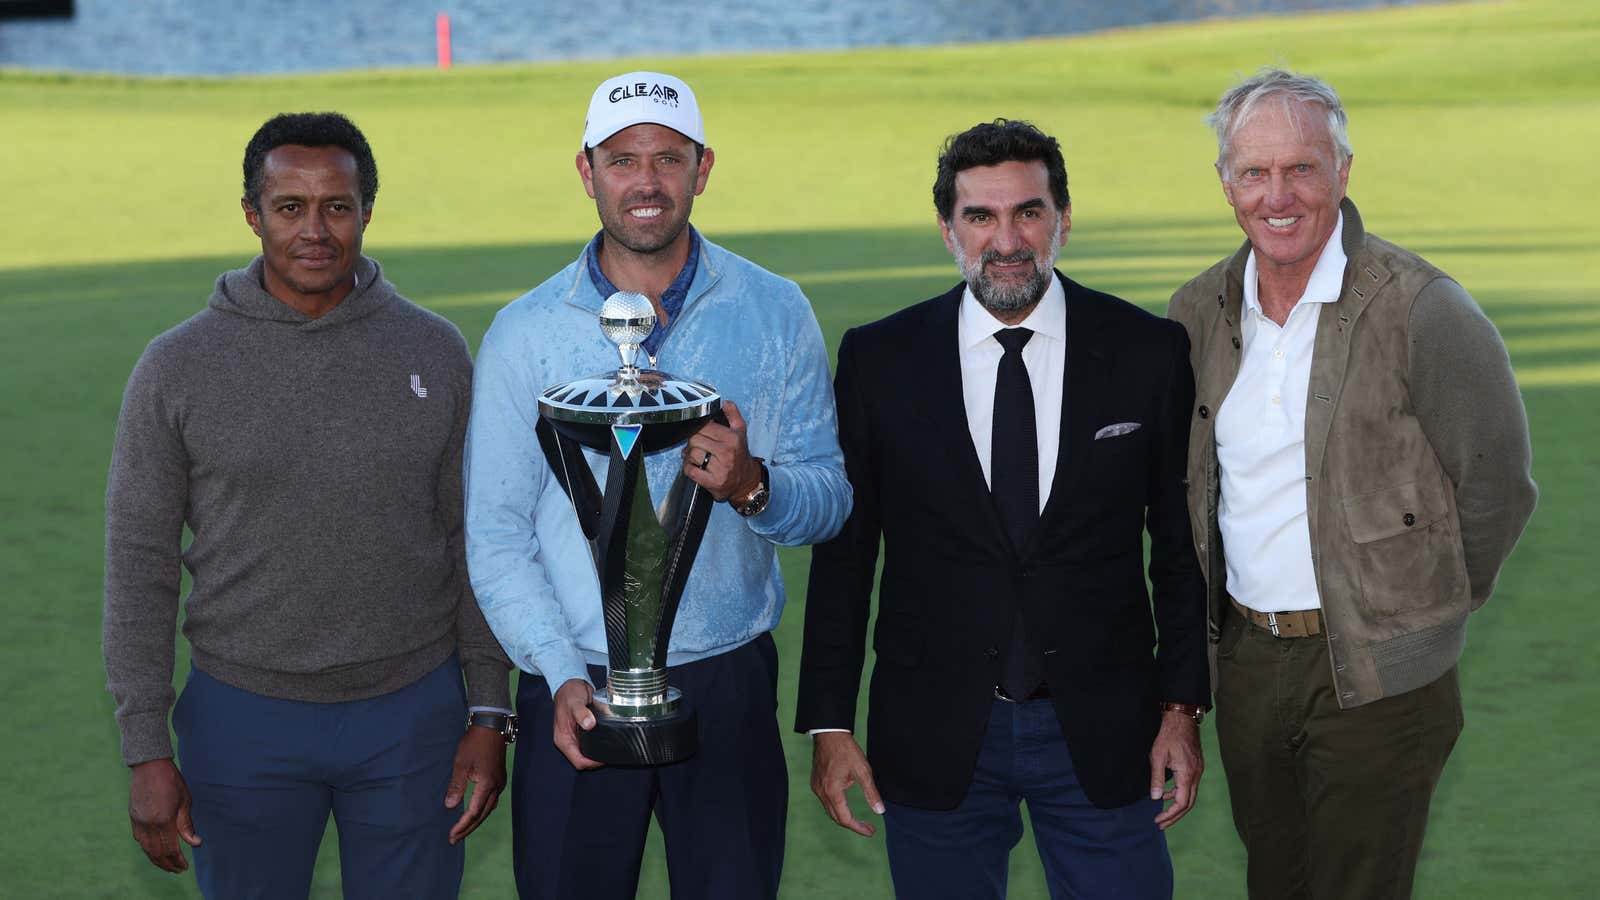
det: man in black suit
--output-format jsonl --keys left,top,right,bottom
{"left": 795, "top": 120, "right": 1210, "bottom": 899}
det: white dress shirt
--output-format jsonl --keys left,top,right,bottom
{"left": 1216, "top": 213, "right": 1345, "bottom": 613}
{"left": 809, "top": 276, "right": 1067, "bottom": 735}
{"left": 958, "top": 276, "right": 1068, "bottom": 511}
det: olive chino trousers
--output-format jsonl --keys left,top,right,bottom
{"left": 1214, "top": 603, "right": 1463, "bottom": 900}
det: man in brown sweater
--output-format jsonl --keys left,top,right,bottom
{"left": 104, "top": 112, "right": 512, "bottom": 899}
{"left": 1168, "top": 68, "right": 1536, "bottom": 899}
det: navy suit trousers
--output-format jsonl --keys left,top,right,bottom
{"left": 510, "top": 633, "right": 787, "bottom": 900}
{"left": 883, "top": 698, "right": 1172, "bottom": 900}
{"left": 174, "top": 656, "right": 468, "bottom": 900}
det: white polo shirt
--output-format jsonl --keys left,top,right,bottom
{"left": 1216, "top": 214, "right": 1345, "bottom": 613}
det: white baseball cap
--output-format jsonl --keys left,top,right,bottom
{"left": 582, "top": 71, "right": 705, "bottom": 149}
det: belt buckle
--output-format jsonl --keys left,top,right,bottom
{"left": 993, "top": 685, "right": 1015, "bottom": 703}
{"left": 1266, "top": 611, "right": 1281, "bottom": 637}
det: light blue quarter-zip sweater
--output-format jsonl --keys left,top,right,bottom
{"left": 464, "top": 237, "right": 851, "bottom": 693}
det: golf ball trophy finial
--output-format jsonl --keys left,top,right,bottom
{"left": 598, "top": 291, "right": 656, "bottom": 376}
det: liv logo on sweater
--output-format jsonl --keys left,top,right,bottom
{"left": 410, "top": 374, "right": 428, "bottom": 399}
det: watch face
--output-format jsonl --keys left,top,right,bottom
{"left": 739, "top": 487, "right": 770, "bottom": 517}
{"left": 737, "top": 461, "right": 771, "bottom": 517}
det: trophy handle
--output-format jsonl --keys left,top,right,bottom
{"left": 651, "top": 407, "right": 726, "bottom": 662}
{"left": 649, "top": 403, "right": 726, "bottom": 627}
{"left": 536, "top": 417, "right": 602, "bottom": 543}
{"left": 654, "top": 476, "right": 713, "bottom": 662}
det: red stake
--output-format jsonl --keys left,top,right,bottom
{"left": 436, "top": 13, "right": 452, "bottom": 70}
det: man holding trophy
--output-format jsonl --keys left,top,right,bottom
{"left": 464, "top": 71, "right": 850, "bottom": 899}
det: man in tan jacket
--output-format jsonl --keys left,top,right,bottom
{"left": 1168, "top": 68, "right": 1536, "bottom": 900}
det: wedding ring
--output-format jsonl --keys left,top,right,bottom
{"left": 697, "top": 450, "right": 713, "bottom": 470}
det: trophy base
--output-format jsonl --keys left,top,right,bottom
{"left": 579, "top": 707, "right": 699, "bottom": 766}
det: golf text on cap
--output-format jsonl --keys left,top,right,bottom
{"left": 610, "top": 82, "right": 680, "bottom": 107}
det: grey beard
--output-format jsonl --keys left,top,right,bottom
{"left": 951, "top": 226, "right": 1061, "bottom": 313}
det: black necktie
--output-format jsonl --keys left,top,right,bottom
{"left": 991, "top": 327, "right": 1042, "bottom": 699}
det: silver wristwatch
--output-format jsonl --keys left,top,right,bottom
{"left": 467, "top": 711, "right": 519, "bottom": 743}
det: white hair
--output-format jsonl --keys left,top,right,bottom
{"left": 1208, "top": 67, "right": 1352, "bottom": 181}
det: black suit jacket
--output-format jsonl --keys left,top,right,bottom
{"left": 795, "top": 272, "right": 1209, "bottom": 810}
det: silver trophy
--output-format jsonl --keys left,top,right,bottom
{"left": 535, "top": 292, "right": 722, "bottom": 765}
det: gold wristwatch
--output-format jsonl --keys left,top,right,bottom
{"left": 733, "top": 459, "right": 770, "bottom": 517}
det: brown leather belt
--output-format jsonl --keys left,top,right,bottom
{"left": 1230, "top": 596, "right": 1322, "bottom": 639}
{"left": 993, "top": 683, "right": 1052, "bottom": 702}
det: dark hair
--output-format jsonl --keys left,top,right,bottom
{"left": 932, "top": 119, "right": 1069, "bottom": 221}
{"left": 242, "top": 112, "right": 378, "bottom": 210}
{"left": 583, "top": 140, "right": 706, "bottom": 168}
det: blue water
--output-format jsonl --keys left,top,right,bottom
{"left": 1, "top": 0, "right": 1422, "bottom": 77}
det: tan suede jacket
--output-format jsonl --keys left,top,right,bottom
{"left": 1167, "top": 198, "right": 1537, "bottom": 708}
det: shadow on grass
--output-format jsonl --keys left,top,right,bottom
{"left": 6, "top": 217, "right": 1585, "bottom": 378}
{"left": 0, "top": 219, "right": 1235, "bottom": 363}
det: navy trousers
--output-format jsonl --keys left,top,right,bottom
{"left": 883, "top": 698, "right": 1172, "bottom": 900}
{"left": 511, "top": 633, "right": 787, "bottom": 900}
{"left": 173, "top": 657, "right": 467, "bottom": 900}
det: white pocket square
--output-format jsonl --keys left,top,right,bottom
{"left": 1093, "top": 422, "right": 1142, "bottom": 440}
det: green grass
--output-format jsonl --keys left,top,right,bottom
{"left": 2, "top": 0, "right": 1596, "bottom": 896}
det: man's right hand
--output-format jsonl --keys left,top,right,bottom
{"left": 810, "top": 731, "right": 885, "bottom": 837}
{"left": 552, "top": 678, "right": 604, "bottom": 771}
{"left": 128, "top": 758, "right": 201, "bottom": 873}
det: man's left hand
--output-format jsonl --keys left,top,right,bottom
{"left": 444, "top": 725, "right": 508, "bottom": 844}
{"left": 1149, "top": 710, "right": 1203, "bottom": 830}
{"left": 681, "top": 400, "right": 762, "bottom": 502}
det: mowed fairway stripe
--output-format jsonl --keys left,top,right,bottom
{"left": 1515, "top": 363, "right": 1600, "bottom": 388}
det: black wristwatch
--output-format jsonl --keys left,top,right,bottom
{"left": 733, "top": 459, "right": 771, "bottom": 518}
{"left": 467, "top": 711, "right": 518, "bottom": 743}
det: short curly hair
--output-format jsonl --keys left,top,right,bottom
{"left": 933, "top": 119, "right": 1069, "bottom": 222}
{"left": 242, "top": 112, "right": 379, "bottom": 210}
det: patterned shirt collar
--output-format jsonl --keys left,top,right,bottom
{"left": 583, "top": 225, "right": 702, "bottom": 360}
